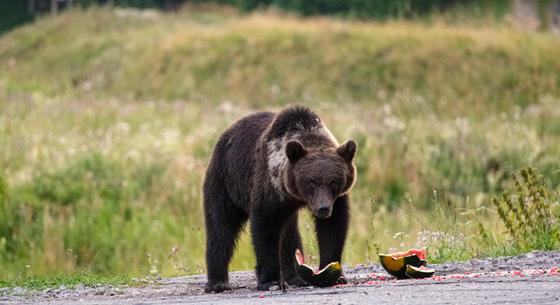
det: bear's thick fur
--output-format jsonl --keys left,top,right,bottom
{"left": 203, "top": 106, "right": 357, "bottom": 293}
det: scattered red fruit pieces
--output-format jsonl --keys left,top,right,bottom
{"left": 258, "top": 294, "right": 265, "bottom": 298}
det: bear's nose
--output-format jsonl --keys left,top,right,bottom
{"left": 317, "top": 207, "right": 331, "bottom": 218}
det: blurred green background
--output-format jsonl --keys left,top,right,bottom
{"left": 0, "top": 0, "right": 518, "bottom": 34}
{"left": 0, "top": 0, "right": 559, "bottom": 281}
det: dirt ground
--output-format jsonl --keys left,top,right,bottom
{"left": 2, "top": 250, "right": 560, "bottom": 305}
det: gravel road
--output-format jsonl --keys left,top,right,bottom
{"left": 2, "top": 251, "right": 559, "bottom": 305}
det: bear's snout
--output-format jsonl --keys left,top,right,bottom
{"left": 316, "top": 206, "right": 332, "bottom": 218}
{"left": 310, "top": 189, "right": 334, "bottom": 218}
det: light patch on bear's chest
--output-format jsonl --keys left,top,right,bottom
{"left": 266, "top": 136, "right": 293, "bottom": 196}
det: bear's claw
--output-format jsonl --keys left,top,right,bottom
{"left": 257, "top": 280, "right": 288, "bottom": 292}
{"left": 336, "top": 275, "right": 348, "bottom": 285}
{"left": 205, "top": 281, "right": 232, "bottom": 293}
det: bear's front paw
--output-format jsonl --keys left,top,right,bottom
{"left": 285, "top": 276, "right": 308, "bottom": 287}
{"left": 205, "top": 281, "right": 232, "bottom": 293}
{"left": 257, "top": 280, "right": 288, "bottom": 292}
{"left": 336, "top": 275, "right": 348, "bottom": 285}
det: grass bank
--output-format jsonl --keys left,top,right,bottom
{"left": 1, "top": 7, "right": 560, "bottom": 113}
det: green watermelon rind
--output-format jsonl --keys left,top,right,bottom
{"left": 405, "top": 264, "right": 436, "bottom": 279}
{"left": 378, "top": 254, "right": 427, "bottom": 279}
{"left": 295, "top": 250, "right": 342, "bottom": 287}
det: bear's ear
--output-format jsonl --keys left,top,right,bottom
{"left": 286, "top": 140, "right": 307, "bottom": 163}
{"left": 336, "top": 140, "right": 357, "bottom": 162}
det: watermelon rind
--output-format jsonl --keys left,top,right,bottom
{"left": 405, "top": 264, "right": 435, "bottom": 279}
{"left": 294, "top": 249, "right": 342, "bottom": 287}
{"left": 379, "top": 253, "right": 427, "bottom": 279}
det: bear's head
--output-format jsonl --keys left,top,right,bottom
{"left": 284, "top": 139, "right": 357, "bottom": 218}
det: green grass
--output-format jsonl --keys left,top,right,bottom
{"left": 0, "top": 273, "right": 131, "bottom": 290}
{"left": 0, "top": 6, "right": 559, "bottom": 284}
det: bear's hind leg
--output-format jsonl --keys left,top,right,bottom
{"left": 204, "top": 194, "right": 247, "bottom": 293}
{"left": 280, "top": 213, "right": 307, "bottom": 287}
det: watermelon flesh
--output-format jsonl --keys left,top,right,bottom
{"left": 295, "top": 248, "right": 305, "bottom": 265}
{"left": 389, "top": 248, "right": 427, "bottom": 260}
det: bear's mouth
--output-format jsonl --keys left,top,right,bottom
{"left": 314, "top": 207, "right": 331, "bottom": 218}
{"left": 310, "top": 202, "right": 333, "bottom": 218}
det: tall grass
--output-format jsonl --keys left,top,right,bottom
{"left": 493, "top": 167, "right": 559, "bottom": 251}
{"left": 0, "top": 7, "right": 559, "bottom": 280}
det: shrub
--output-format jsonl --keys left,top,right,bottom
{"left": 492, "top": 167, "right": 560, "bottom": 251}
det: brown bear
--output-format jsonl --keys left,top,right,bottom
{"left": 203, "top": 106, "right": 357, "bottom": 293}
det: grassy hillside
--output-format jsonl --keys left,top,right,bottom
{"left": 2, "top": 7, "right": 560, "bottom": 113}
{"left": 0, "top": 7, "right": 559, "bottom": 280}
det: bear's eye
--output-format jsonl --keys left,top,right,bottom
{"left": 330, "top": 181, "right": 338, "bottom": 190}
{"left": 309, "top": 180, "right": 317, "bottom": 187}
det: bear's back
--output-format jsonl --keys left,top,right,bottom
{"left": 209, "top": 111, "right": 275, "bottom": 210}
